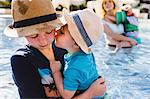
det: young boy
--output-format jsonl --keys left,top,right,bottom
{"left": 49, "top": 9, "right": 108, "bottom": 99}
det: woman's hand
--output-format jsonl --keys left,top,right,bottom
{"left": 129, "top": 38, "right": 137, "bottom": 46}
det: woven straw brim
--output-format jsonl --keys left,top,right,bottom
{"left": 4, "top": 18, "right": 66, "bottom": 37}
{"left": 65, "top": 15, "right": 90, "bottom": 53}
{"left": 64, "top": 10, "right": 103, "bottom": 54}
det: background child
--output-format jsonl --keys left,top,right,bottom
{"left": 111, "top": 3, "right": 141, "bottom": 51}
{"left": 50, "top": 9, "right": 108, "bottom": 99}
{"left": 116, "top": 4, "right": 141, "bottom": 45}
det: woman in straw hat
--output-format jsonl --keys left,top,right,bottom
{"left": 49, "top": 9, "right": 108, "bottom": 99}
{"left": 96, "top": 0, "right": 137, "bottom": 49}
{"left": 4, "top": 0, "right": 108, "bottom": 98}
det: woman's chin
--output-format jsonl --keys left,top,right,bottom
{"left": 106, "top": 8, "right": 113, "bottom": 12}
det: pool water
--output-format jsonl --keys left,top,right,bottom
{"left": 0, "top": 17, "right": 150, "bottom": 99}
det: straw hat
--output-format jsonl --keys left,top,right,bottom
{"left": 64, "top": 9, "right": 104, "bottom": 54}
{"left": 4, "top": 0, "right": 66, "bottom": 37}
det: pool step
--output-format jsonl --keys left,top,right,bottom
{"left": 0, "top": 8, "right": 11, "bottom": 14}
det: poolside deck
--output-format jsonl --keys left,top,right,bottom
{"left": 0, "top": 8, "right": 11, "bottom": 18}
{"left": 0, "top": 8, "right": 10, "bottom": 14}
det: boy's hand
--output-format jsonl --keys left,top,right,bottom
{"left": 50, "top": 61, "right": 61, "bottom": 74}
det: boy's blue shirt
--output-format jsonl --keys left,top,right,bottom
{"left": 63, "top": 50, "right": 99, "bottom": 91}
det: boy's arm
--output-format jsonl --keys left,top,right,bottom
{"left": 50, "top": 61, "right": 107, "bottom": 99}
{"left": 50, "top": 61, "right": 76, "bottom": 99}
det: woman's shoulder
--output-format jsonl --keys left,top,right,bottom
{"left": 103, "top": 19, "right": 124, "bottom": 34}
{"left": 102, "top": 19, "right": 115, "bottom": 27}
{"left": 102, "top": 18, "right": 109, "bottom": 23}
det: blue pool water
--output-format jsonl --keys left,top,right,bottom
{"left": 0, "top": 17, "right": 150, "bottom": 99}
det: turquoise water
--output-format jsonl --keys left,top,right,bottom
{"left": 0, "top": 17, "right": 150, "bottom": 99}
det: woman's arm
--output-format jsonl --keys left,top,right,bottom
{"left": 104, "top": 24, "right": 137, "bottom": 45}
{"left": 50, "top": 61, "right": 107, "bottom": 99}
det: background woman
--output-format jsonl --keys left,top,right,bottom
{"left": 96, "top": 0, "right": 137, "bottom": 48}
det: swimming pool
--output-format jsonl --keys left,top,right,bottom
{"left": 0, "top": 17, "right": 150, "bottom": 99}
